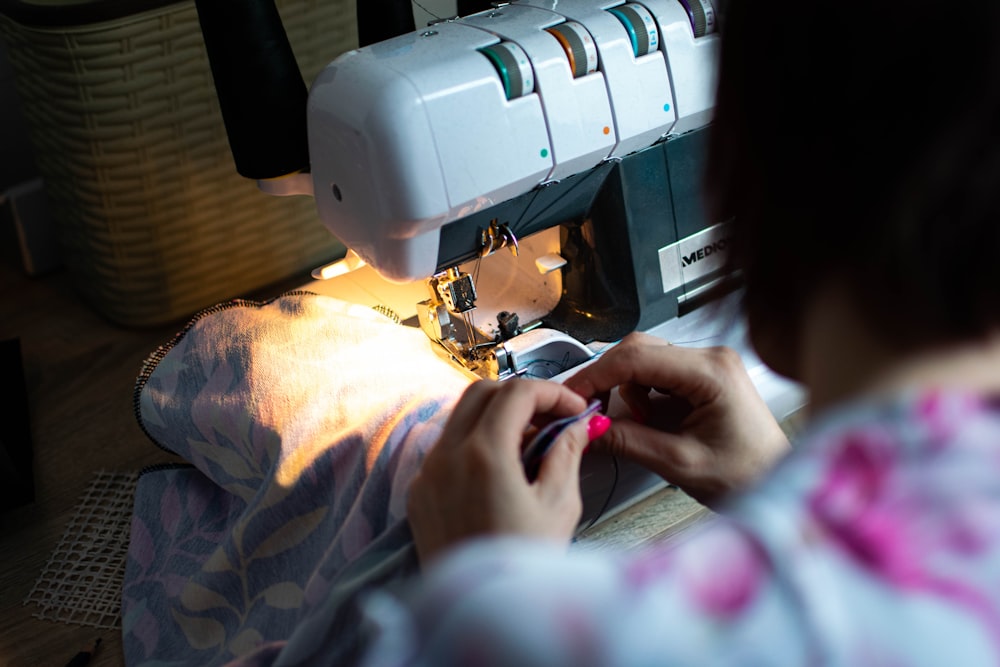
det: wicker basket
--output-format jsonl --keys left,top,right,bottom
{"left": 0, "top": 0, "right": 355, "bottom": 327}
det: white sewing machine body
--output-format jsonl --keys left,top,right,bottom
{"left": 307, "top": 0, "right": 718, "bottom": 283}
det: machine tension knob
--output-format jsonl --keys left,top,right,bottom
{"left": 677, "top": 0, "right": 717, "bottom": 38}
{"left": 608, "top": 3, "right": 660, "bottom": 58}
{"left": 546, "top": 21, "right": 599, "bottom": 78}
{"left": 480, "top": 41, "right": 535, "bottom": 100}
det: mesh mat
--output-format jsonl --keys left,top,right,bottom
{"left": 24, "top": 470, "right": 138, "bottom": 628}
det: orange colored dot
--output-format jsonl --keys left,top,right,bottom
{"left": 603, "top": 126, "right": 610, "bottom": 135}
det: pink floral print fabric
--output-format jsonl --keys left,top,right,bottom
{"left": 358, "top": 390, "right": 1000, "bottom": 666}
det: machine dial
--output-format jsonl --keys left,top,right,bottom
{"left": 608, "top": 3, "right": 660, "bottom": 58}
{"left": 677, "top": 0, "right": 717, "bottom": 38}
{"left": 480, "top": 41, "right": 535, "bottom": 100}
{"left": 546, "top": 21, "right": 599, "bottom": 78}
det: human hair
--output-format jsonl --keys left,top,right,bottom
{"left": 706, "top": 1, "right": 1000, "bottom": 360}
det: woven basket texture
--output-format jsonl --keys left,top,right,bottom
{"left": 0, "top": 0, "right": 355, "bottom": 327}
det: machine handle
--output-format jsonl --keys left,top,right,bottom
{"left": 194, "top": 0, "right": 310, "bottom": 180}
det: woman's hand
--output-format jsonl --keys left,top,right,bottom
{"left": 407, "top": 378, "right": 609, "bottom": 566}
{"left": 564, "top": 333, "right": 790, "bottom": 508}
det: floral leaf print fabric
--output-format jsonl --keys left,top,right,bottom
{"left": 122, "top": 293, "right": 471, "bottom": 666}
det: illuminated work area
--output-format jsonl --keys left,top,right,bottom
{"left": 6, "top": 0, "right": 1000, "bottom": 664}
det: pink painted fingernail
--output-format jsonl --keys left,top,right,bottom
{"left": 587, "top": 414, "right": 611, "bottom": 440}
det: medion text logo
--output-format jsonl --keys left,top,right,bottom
{"left": 681, "top": 236, "right": 730, "bottom": 267}
{"left": 657, "top": 221, "right": 733, "bottom": 294}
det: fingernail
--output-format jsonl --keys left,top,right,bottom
{"left": 631, "top": 409, "right": 645, "bottom": 425}
{"left": 587, "top": 414, "right": 611, "bottom": 441}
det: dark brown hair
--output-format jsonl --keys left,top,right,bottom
{"left": 707, "top": 1, "right": 1000, "bottom": 359}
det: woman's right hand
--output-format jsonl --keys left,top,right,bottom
{"left": 563, "top": 333, "right": 790, "bottom": 507}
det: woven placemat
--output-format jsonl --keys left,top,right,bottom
{"left": 24, "top": 470, "right": 138, "bottom": 629}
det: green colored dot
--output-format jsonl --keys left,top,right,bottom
{"left": 540, "top": 148, "right": 549, "bottom": 158}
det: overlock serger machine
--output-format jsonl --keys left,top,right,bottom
{"left": 312, "top": 0, "right": 729, "bottom": 382}
{"left": 195, "top": 0, "right": 805, "bottom": 523}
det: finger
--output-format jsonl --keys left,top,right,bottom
{"left": 566, "top": 334, "right": 725, "bottom": 409}
{"left": 434, "top": 380, "right": 499, "bottom": 450}
{"left": 475, "top": 380, "right": 588, "bottom": 455}
{"left": 563, "top": 332, "right": 663, "bottom": 397}
{"left": 533, "top": 416, "right": 590, "bottom": 503}
{"left": 561, "top": 381, "right": 611, "bottom": 419}
{"left": 590, "top": 418, "right": 705, "bottom": 483}
{"left": 618, "top": 381, "right": 653, "bottom": 423}
{"left": 535, "top": 411, "right": 610, "bottom": 491}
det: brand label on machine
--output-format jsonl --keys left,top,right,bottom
{"left": 657, "top": 221, "right": 732, "bottom": 293}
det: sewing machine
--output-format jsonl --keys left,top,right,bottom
{"left": 197, "top": 0, "right": 806, "bottom": 526}
{"left": 300, "top": 0, "right": 728, "bottom": 383}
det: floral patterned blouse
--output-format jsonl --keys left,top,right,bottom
{"left": 357, "top": 390, "right": 1000, "bottom": 666}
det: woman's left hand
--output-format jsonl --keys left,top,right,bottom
{"left": 407, "top": 378, "right": 608, "bottom": 566}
